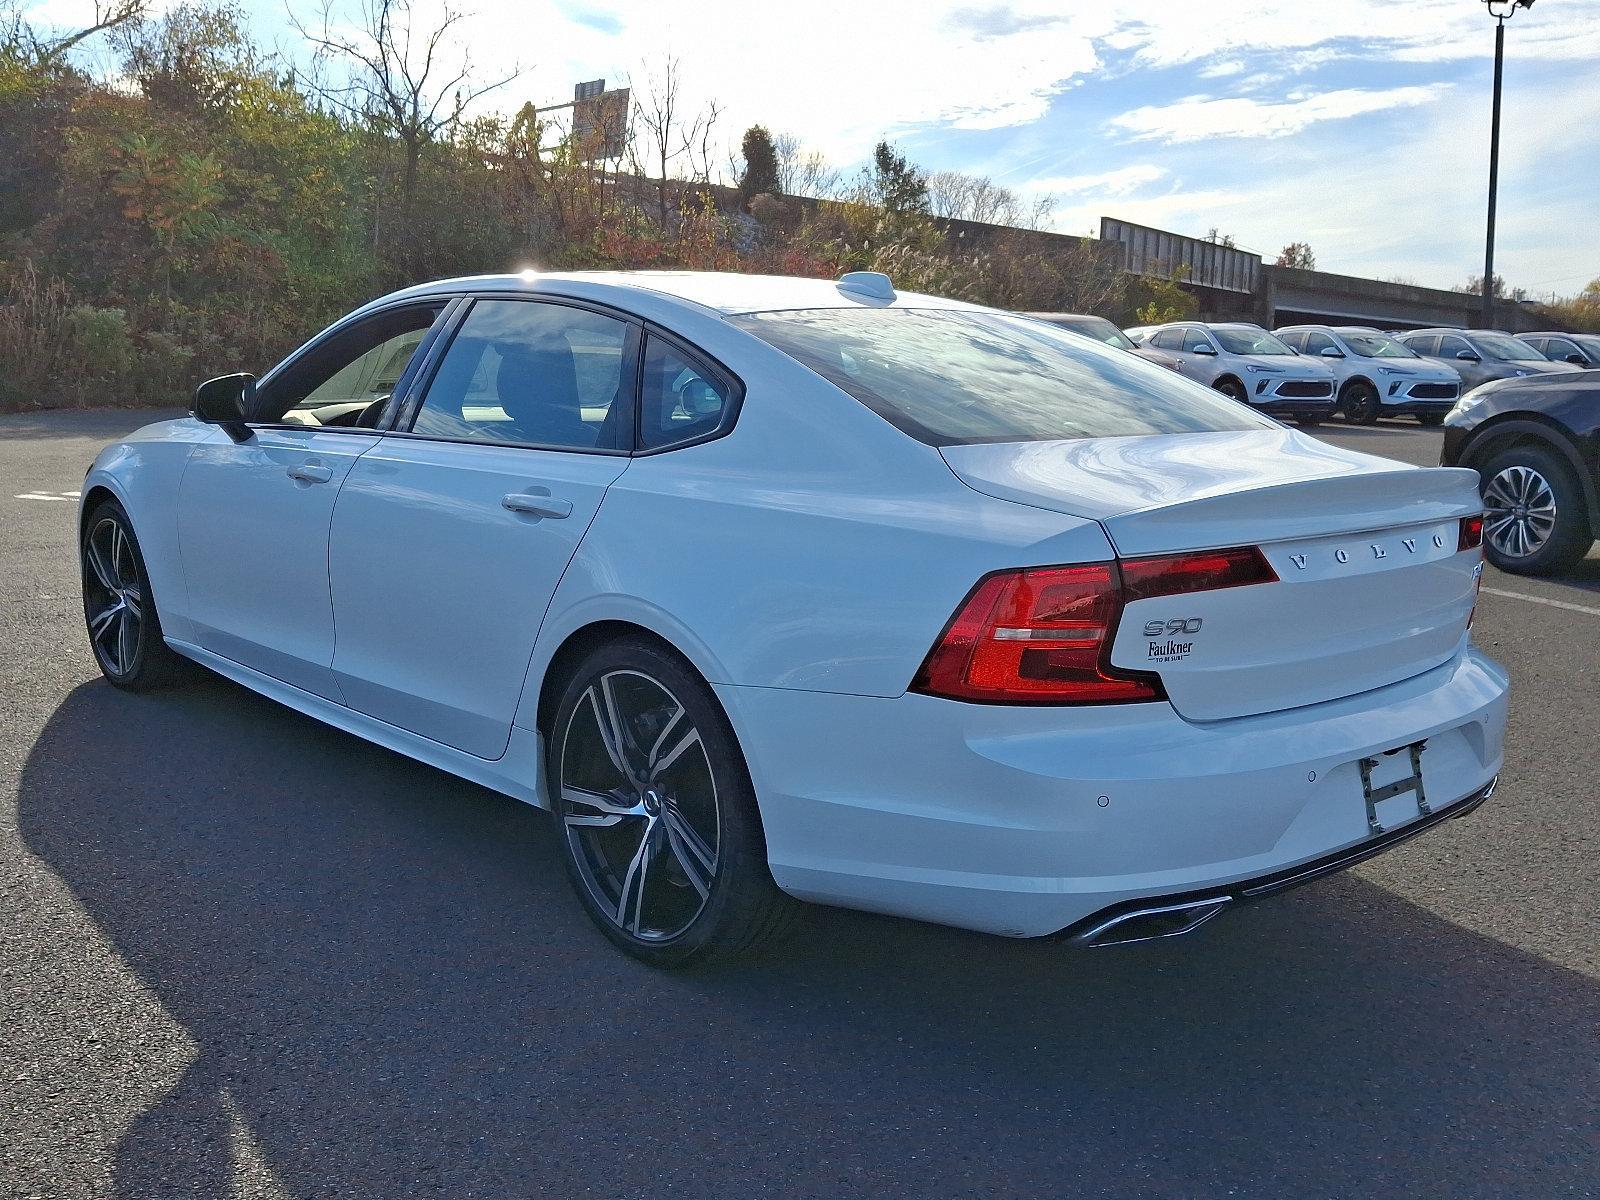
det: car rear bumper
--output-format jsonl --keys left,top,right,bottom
{"left": 717, "top": 645, "right": 1507, "bottom": 939}
{"left": 1058, "top": 775, "right": 1495, "bottom": 946}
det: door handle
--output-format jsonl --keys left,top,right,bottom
{"left": 502, "top": 492, "right": 573, "bottom": 519}
{"left": 287, "top": 462, "right": 333, "bottom": 484}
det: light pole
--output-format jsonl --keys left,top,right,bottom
{"left": 1480, "top": 0, "right": 1535, "bottom": 328}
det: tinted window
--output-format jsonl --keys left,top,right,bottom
{"left": 1544, "top": 338, "right": 1580, "bottom": 361}
{"left": 1181, "top": 328, "right": 1215, "bottom": 353}
{"left": 1473, "top": 333, "right": 1541, "bottom": 361}
{"left": 1438, "top": 335, "right": 1473, "bottom": 359}
{"left": 729, "top": 308, "right": 1277, "bottom": 446}
{"left": 1150, "top": 328, "right": 1184, "bottom": 350}
{"left": 1405, "top": 335, "right": 1439, "bottom": 356}
{"left": 1303, "top": 333, "right": 1337, "bottom": 355}
{"left": 413, "top": 300, "right": 632, "bottom": 449}
{"left": 638, "top": 337, "right": 733, "bottom": 450}
{"left": 1278, "top": 331, "right": 1306, "bottom": 351}
{"left": 257, "top": 304, "right": 445, "bottom": 425}
{"left": 1048, "top": 316, "right": 1136, "bottom": 351}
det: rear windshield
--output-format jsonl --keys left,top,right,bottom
{"left": 730, "top": 308, "right": 1276, "bottom": 446}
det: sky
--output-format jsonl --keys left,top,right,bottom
{"left": 33, "top": 0, "right": 1600, "bottom": 295}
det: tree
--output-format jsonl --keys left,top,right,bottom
{"left": 926, "top": 170, "right": 1021, "bottom": 226}
{"left": 738, "top": 124, "right": 779, "bottom": 203}
{"left": 2, "top": 0, "right": 145, "bottom": 67}
{"left": 1274, "top": 242, "right": 1316, "bottom": 270}
{"left": 629, "top": 54, "right": 723, "bottom": 228}
{"left": 869, "top": 140, "right": 928, "bottom": 215}
{"left": 1458, "top": 272, "right": 1506, "bottom": 299}
{"left": 294, "top": 0, "right": 514, "bottom": 242}
{"left": 1545, "top": 278, "right": 1600, "bottom": 333}
{"left": 1204, "top": 228, "right": 1236, "bottom": 248}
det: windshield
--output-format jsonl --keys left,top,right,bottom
{"left": 1342, "top": 333, "right": 1417, "bottom": 359}
{"left": 1474, "top": 333, "right": 1544, "bottom": 361}
{"left": 730, "top": 308, "right": 1278, "bottom": 446}
{"left": 1211, "top": 328, "right": 1295, "bottom": 356}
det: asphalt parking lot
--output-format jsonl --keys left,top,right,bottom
{"left": 3, "top": 408, "right": 1596, "bottom": 1199}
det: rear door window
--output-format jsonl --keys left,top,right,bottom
{"left": 1149, "top": 328, "right": 1183, "bottom": 350}
{"left": 637, "top": 336, "right": 736, "bottom": 451}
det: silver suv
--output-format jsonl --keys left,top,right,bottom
{"left": 1276, "top": 325, "right": 1461, "bottom": 426}
{"left": 1126, "top": 322, "right": 1337, "bottom": 426}
{"left": 1394, "top": 328, "right": 1579, "bottom": 393}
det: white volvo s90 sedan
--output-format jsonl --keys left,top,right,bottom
{"left": 79, "top": 270, "right": 1507, "bottom": 966}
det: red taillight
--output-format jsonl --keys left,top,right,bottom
{"left": 1458, "top": 513, "right": 1484, "bottom": 553}
{"left": 912, "top": 563, "right": 1162, "bottom": 704}
{"left": 914, "top": 547, "right": 1276, "bottom": 705}
{"left": 1121, "top": 545, "right": 1278, "bottom": 602}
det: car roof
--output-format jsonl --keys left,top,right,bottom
{"left": 365, "top": 270, "right": 987, "bottom": 319}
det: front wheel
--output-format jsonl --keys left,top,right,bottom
{"left": 1214, "top": 378, "right": 1247, "bottom": 403}
{"left": 548, "top": 637, "right": 801, "bottom": 966}
{"left": 1340, "top": 380, "right": 1381, "bottom": 425}
{"left": 1479, "top": 445, "right": 1592, "bottom": 576}
{"left": 81, "top": 500, "right": 188, "bottom": 690}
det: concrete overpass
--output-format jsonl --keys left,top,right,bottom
{"left": 1100, "top": 217, "right": 1554, "bottom": 333}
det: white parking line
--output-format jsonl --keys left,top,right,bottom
{"left": 13, "top": 490, "right": 79, "bottom": 502}
{"left": 1480, "top": 586, "right": 1600, "bottom": 618}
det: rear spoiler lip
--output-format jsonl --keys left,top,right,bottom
{"left": 1100, "top": 467, "right": 1484, "bottom": 558}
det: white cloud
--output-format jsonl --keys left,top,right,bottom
{"left": 1109, "top": 85, "right": 1451, "bottom": 143}
{"left": 1030, "top": 164, "right": 1168, "bottom": 197}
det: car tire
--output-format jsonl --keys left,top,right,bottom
{"left": 81, "top": 499, "right": 189, "bottom": 691}
{"left": 1418, "top": 413, "right": 1445, "bottom": 427}
{"left": 547, "top": 635, "right": 802, "bottom": 967}
{"left": 1214, "top": 377, "right": 1247, "bottom": 403}
{"left": 1478, "top": 444, "right": 1593, "bottom": 576}
{"left": 1340, "top": 380, "right": 1381, "bottom": 425}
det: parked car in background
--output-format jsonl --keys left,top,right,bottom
{"left": 78, "top": 269, "right": 1505, "bottom": 964}
{"left": 1025, "top": 312, "right": 1139, "bottom": 351}
{"left": 1127, "top": 321, "right": 1337, "bottom": 425}
{"left": 1442, "top": 371, "right": 1600, "bottom": 575}
{"left": 1395, "top": 328, "right": 1580, "bottom": 393}
{"left": 1516, "top": 331, "right": 1600, "bottom": 369}
{"left": 1277, "top": 325, "right": 1461, "bottom": 425}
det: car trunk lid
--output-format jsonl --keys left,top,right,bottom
{"left": 940, "top": 430, "right": 1484, "bottom": 720}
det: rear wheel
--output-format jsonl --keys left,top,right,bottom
{"left": 80, "top": 500, "right": 188, "bottom": 690}
{"left": 1214, "top": 377, "right": 1247, "bottom": 403}
{"left": 1479, "top": 445, "right": 1592, "bottom": 576}
{"left": 547, "top": 636, "right": 801, "bottom": 966}
{"left": 1340, "top": 379, "right": 1381, "bottom": 425}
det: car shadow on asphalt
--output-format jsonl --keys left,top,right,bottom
{"left": 18, "top": 675, "right": 1599, "bottom": 1198}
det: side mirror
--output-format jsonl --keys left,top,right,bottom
{"left": 1192, "top": 344, "right": 1217, "bottom": 356}
{"left": 1566, "top": 353, "right": 1587, "bottom": 366}
{"left": 193, "top": 373, "right": 256, "bottom": 441}
{"left": 1455, "top": 349, "right": 1481, "bottom": 363}
{"left": 1320, "top": 346, "right": 1345, "bottom": 359}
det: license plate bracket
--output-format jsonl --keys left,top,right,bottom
{"left": 1359, "top": 741, "right": 1429, "bottom": 835}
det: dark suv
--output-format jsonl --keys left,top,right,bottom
{"left": 1441, "top": 371, "right": 1600, "bottom": 575}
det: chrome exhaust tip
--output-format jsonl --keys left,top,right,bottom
{"left": 1072, "top": 896, "right": 1232, "bottom": 948}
